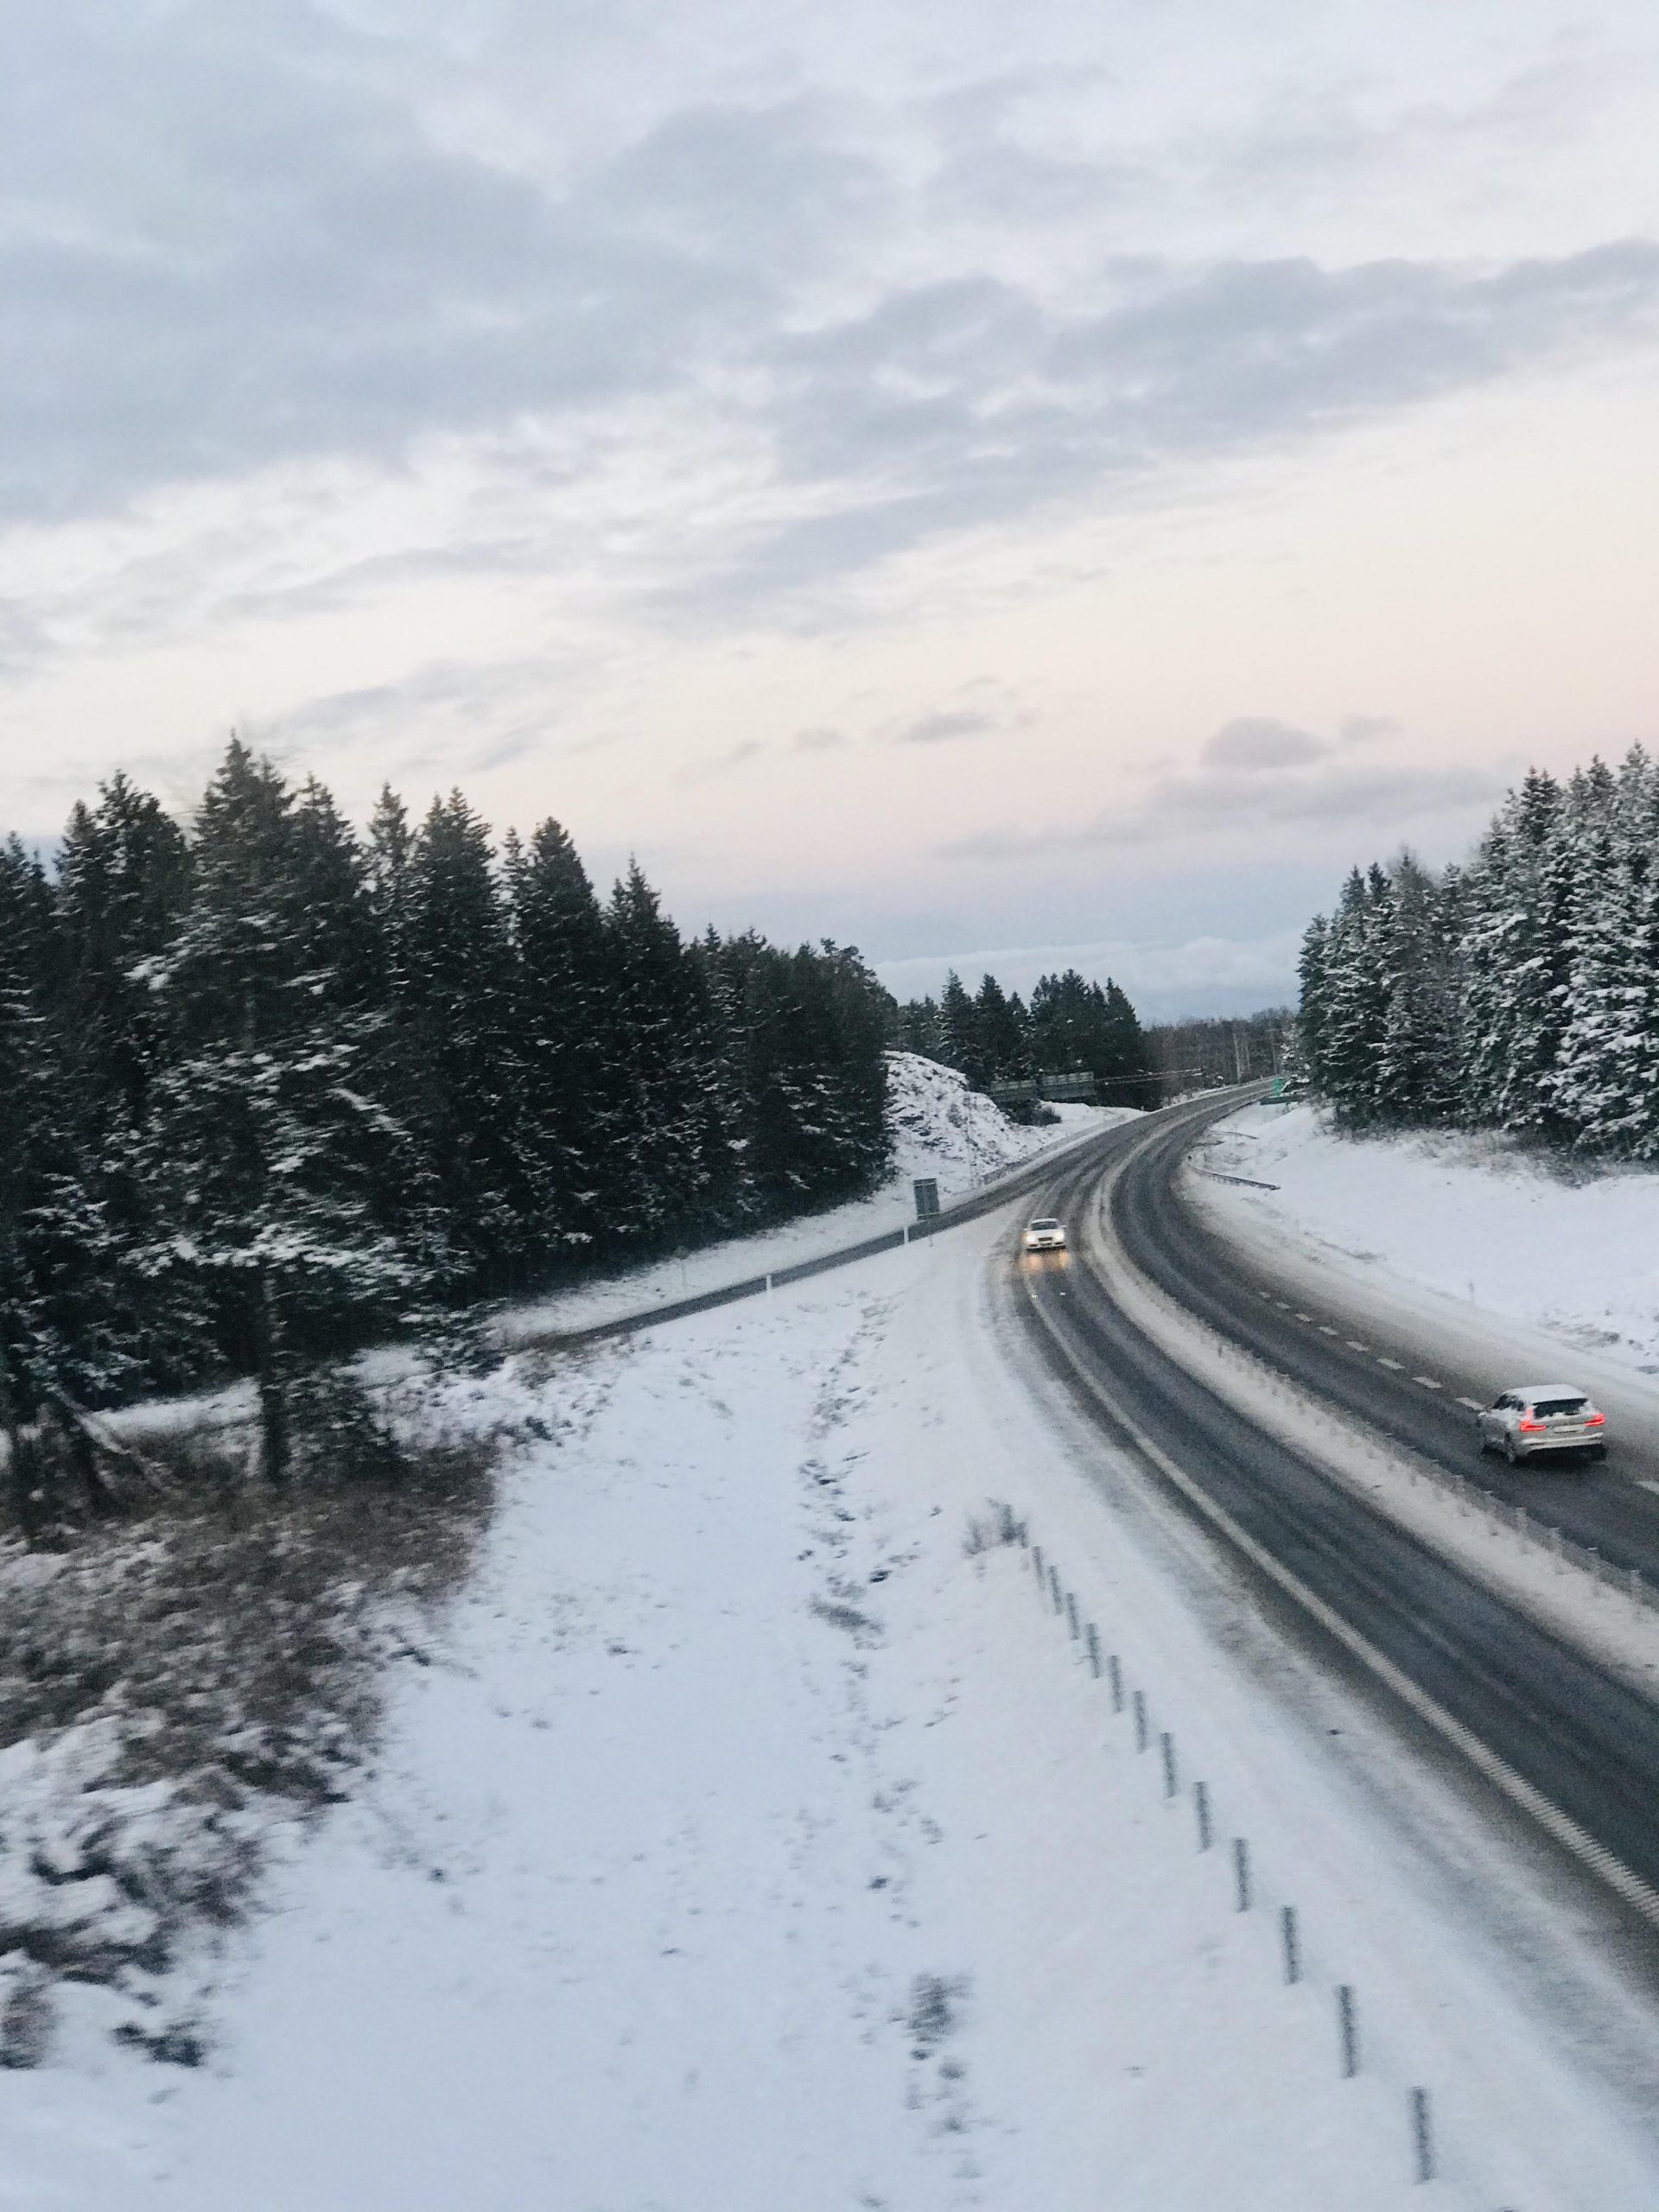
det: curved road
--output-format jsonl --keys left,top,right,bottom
{"left": 1014, "top": 1092, "right": 1659, "bottom": 1925}
{"left": 1128, "top": 1092, "right": 1659, "bottom": 1576}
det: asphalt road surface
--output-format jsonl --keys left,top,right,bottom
{"left": 1014, "top": 1092, "right": 1659, "bottom": 1923}
{"left": 1128, "top": 1091, "right": 1659, "bottom": 1577}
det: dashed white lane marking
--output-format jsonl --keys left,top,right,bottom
{"left": 1345, "top": 1339, "right": 1370, "bottom": 1352}
{"left": 1413, "top": 1375, "right": 1444, "bottom": 1391}
{"left": 1318, "top": 1325, "right": 1338, "bottom": 1336}
{"left": 1639, "top": 1480, "right": 1659, "bottom": 1497}
{"left": 1294, "top": 1311, "right": 1313, "bottom": 1322}
{"left": 1458, "top": 1396, "right": 1485, "bottom": 1412}
{"left": 1376, "top": 1357, "right": 1404, "bottom": 1371}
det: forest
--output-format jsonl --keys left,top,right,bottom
{"left": 893, "top": 967, "right": 1161, "bottom": 1109}
{"left": 0, "top": 741, "right": 893, "bottom": 1494}
{"left": 1298, "top": 750, "right": 1659, "bottom": 1154}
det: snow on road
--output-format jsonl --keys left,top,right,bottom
{"left": 6, "top": 1201, "right": 1657, "bottom": 2209}
{"left": 1200, "top": 1103, "right": 1659, "bottom": 1382}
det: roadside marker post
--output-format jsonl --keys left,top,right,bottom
{"left": 1409, "top": 2088, "right": 1434, "bottom": 2183}
{"left": 1337, "top": 1986, "right": 1358, "bottom": 2077}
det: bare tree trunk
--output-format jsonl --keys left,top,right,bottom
{"left": 48, "top": 1397, "right": 117, "bottom": 1518}
{"left": 0, "top": 1350, "right": 48, "bottom": 1544}
{"left": 254, "top": 1268, "right": 290, "bottom": 1485}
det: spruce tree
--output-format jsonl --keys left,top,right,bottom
{"left": 401, "top": 791, "right": 537, "bottom": 1291}
{"left": 510, "top": 817, "right": 617, "bottom": 1251}
{"left": 139, "top": 744, "right": 424, "bottom": 1480}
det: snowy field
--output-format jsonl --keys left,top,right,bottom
{"left": 1197, "top": 1104, "right": 1659, "bottom": 1386}
{"left": 5, "top": 1208, "right": 1658, "bottom": 2208}
{"left": 500, "top": 1051, "right": 1127, "bottom": 1341}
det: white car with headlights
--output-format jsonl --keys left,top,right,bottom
{"left": 1477, "top": 1384, "right": 1608, "bottom": 1465}
{"left": 1023, "top": 1217, "right": 1067, "bottom": 1253}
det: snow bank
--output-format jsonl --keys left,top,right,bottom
{"left": 1202, "top": 1104, "right": 1659, "bottom": 1374}
{"left": 6, "top": 1211, "right": 1656, "bottom": 2208}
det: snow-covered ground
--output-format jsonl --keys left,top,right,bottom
{"left": 501, "top": 1051, "right": 1127, "bottom": 1341}
{"left": 6, "top": 1205, "right": 1658, "bottom": 2209}
{"left": 1197, "top": 1103, "right": 1659, "bottom": 1395}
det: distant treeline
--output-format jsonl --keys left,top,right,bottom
{"left": 1299, "top": 751, "right": 1659, "bottom": 1153}
{"left": 1146, "top": 1009, "right": 1293, "bottom": 1093}
{"left": 0, "top": 742, "right": 893, "bottom": 1465}
{"left": 892, "top": 968, "right": 1161, "bottom": 1109}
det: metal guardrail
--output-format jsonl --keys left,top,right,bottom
{"left": 520, "top": 1114, "right": 1151, "bottom": 1352}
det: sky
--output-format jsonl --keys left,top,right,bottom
{"left": 2, "top": 1, "right": 1656, "bottom": 1018}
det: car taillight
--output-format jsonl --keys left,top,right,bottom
{"left": 1517, "top": 1418, "right": 1544, "bottom": 1433}
{"left": 1587, "top": 1412, "right": 1605, "bottom": 1426}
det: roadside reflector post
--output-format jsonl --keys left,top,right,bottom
{"left": 1065, "top": 1592, "right": 1079, "bottom": 1640}
{"left": 1409, "top": 2088, "right": 1434, "bottom": 2183}
{"left": 1032, "top": 1544, "right": 1045, "bottom": 1595}
{"left": 1048, "top": 1565, "right": 1063, "bottom": 1614}
{"left": 1337, "top": 1985, "right": 1358, "bottom": 2077}
{"left": 1193, "top": 1780, "right": 1212, "bottom": 1851}
{"left": 1281, "top": 1905, "right": 1300, "bottom": 1984}
{"left": 1232, "top": 1837, "right": 1251, "bottom": 1911}
{"left": 1132, "top": 1690, "right": 1148, "bottom": 1751}
{"left": 1085, "top": 1624, "right": 1101, "bottom": 1677}
{"left": 1160, "top": 1732, "right": 1177, "bottom": 1797}
{"left": 1108, "top": 1655, "right": 1123, "bottom": 1713}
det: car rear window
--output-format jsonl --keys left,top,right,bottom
{"left": 1533, "top": 1396, "right": 1588, "bottom": 1418}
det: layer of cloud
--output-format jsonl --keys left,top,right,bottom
{"left": 5, "top": 0, "right": 1658, "bottom": 618}
{"left": 1199, "top": 716, "right": 1326, "bottom": 770}
{"left": 945, "top": 715, "right": 1509, "bottom": 858}
{"left": 896, "top": 708, "right": 997, "bottom": 745}
{"left": 875, "top": 928, "right": 1304, "bottom": 1016}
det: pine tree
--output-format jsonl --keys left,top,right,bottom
{"left": 138, "top": 744, "right": 425, "bottom": 1480}
{"left": 973, "top": 974, "right": 1031, "bottom": 1085}
{"left": 510, "top": 817, "right": 616, "bottom": 1252}
{"left": 1459, "top": 769, "right": 1572, "bottom": 1137}
{"left": 937, "top": 971, "right": 978, "bottom": 1080}
{"left": 1373, "top": 852, "right": 1461, "bottom": 1125}
{"left": 1548, "top": 751, "right": 1659, "bottom": 1152}
{"left": 401, "top": 791, "right": 537, "bottom": 1292}
{"left": 603, "top": 860, "right": 734, "bottom": 1242}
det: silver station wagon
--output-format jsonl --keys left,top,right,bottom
{"left": 1477, "top": 1384, "right": 1608, "bottom": 1465}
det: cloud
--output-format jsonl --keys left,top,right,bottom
{"left": 677, "top": 738, "right": 768, "bottom": 785}
{"left": 896, "top": 709, "right": 997, "bottom": 746}
{"left": 942, "top": 715, "right": 1508, "bottom": 857}
{"left": 793, "top": 726, "right": 846, "bottom": 751}
{"left": 6, "top": 0, "right": 1658, "bottom": 609}
{"left": 1199, "top": 716, "right": 1327, "bottom": 770}
{"left": 874, "top": 929, "right": 1305, "bottom": 1018}
{"left": 1339, "top": 713, "right": 1397, "bottom": 746}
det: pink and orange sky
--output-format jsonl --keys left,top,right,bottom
{"left": 3, "top": 0, "right": 1656, "bottom": 1014}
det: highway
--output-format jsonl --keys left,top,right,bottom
{"left": 1128, "top": 1090, "right": 1659, "bottom": 1569}
{"left": 1014, "top": 1090, "right": 1659, "bottom": 1924}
